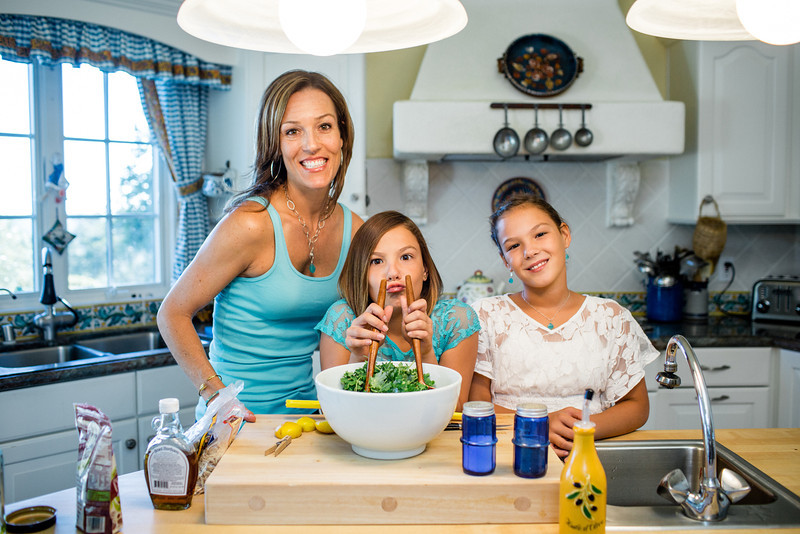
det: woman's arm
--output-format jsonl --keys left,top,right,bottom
{"left": 591, "top": 378, "right": 650, "bottom": 439}
{"left": 157, "top": 206, "right": 270, "bottom": 423}
{"left": 548, "top": 379, "right": 650, "bottom": 458}
{"left": 437, "top": 332, "right": 478, "bottom": 411}
{"left": 468, "top": 373, "right": 514, "bottom": 413}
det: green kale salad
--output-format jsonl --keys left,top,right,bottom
{"left": 340, "top": 362, "right": 435, "bottom": 393}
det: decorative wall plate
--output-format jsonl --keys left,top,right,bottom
{"left": 492, "top": 177, "right": 547, "bottom": 212}
{"left": 498, "top": 34, "right": 583, "bottom": 97}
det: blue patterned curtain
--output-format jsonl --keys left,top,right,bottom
{"left": 139, "top": 79, "right": 210, "bottom": 281}
{"left": 0, "top": 14, "right": 231, "bottom": 280}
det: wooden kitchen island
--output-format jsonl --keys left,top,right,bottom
{"left": 6, "top": 418, "right": 800, "bottom": 534}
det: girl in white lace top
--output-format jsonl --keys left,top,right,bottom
{"left": 469, "top": 195, "right": 659, "bottom": 458}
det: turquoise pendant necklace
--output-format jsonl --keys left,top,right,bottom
{"left": 521, "top": 292, "right": 571, "bottom": 330}
{"left": 284, "top": 185, "right": 332, "bottom": 276}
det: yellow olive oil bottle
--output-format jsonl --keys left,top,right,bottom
{"left": 559, "top": 390, "right": 606, "bottom": 533}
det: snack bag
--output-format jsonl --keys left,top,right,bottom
{"left": 74, "top": 404, "right": 122, "bottom": 534}
{"left": 184, "top": 381, "right": 246, "bottom": 494}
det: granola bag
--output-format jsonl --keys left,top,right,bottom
{"left": 184, "top": 380, "right": 246, "bottom": 494}
{"left": 74, "top": 403, "right": 122, "bottom": 534}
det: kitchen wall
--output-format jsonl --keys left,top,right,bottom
{"left": 365, "top": 157, "right": 800, "bottom": 296}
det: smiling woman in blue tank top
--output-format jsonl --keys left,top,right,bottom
{"left": 157, "top": 70, "right": 364, "bottom": 422}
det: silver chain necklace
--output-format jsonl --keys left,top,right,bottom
{"left": 284, "top": 184, "right": 333, "bottom": 275}
{"left": 521, "top": 291, "right": 571, "bottom": 330}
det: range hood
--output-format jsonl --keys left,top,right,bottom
{"left": 393, "top": 0, "right": 685, "bottom": 162}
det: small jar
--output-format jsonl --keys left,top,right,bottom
{"left": 513, "top": 403, "right": 549, "bottom": 478}
{"left": 461, "top": 401, "right": 497, "bottom": 476}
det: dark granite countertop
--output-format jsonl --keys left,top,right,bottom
{"left": 639, "top": 315, "right": 800, "bottom": 352}
{"left": 1, "top": 318, "right": 798, "bottom": 393}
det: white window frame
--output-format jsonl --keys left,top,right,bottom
{"left": 0, "top": 60, "right": 175, "bottom": 313}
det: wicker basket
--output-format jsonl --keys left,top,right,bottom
{"left": 693, "top": 196, "right": 727, "bottom": 262}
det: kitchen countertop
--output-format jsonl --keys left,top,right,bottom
{"left": 6, "top": 422, "right": 799, "bottom": 533}
{"left": 1, "top": 316, "right": 797, "bottom": 393}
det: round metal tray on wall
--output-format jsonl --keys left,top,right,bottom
{"left": 497, "top": 34, "right": 583, "bottom": 97}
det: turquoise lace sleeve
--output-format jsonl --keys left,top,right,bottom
{"left": 315, "top": 299, "right": 357, "bottom": 348}
{"left": 431, "top": 298, "right": 481, "bottom": 356}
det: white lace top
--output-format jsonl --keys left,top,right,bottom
{"left": 472, "top": 294, "right": 659, "bottom": 414}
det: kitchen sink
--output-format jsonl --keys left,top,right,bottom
{"left": 599, "top": 440, "right": 800, "bottom": 529}
{"left": 0, "top": 344, "right": 106, "bottom": 368}
{"left": 75, "top": 331, "right": 170, "bottom": 354}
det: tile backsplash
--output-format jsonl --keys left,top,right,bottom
{"left": 366, "top": 158, "right": 800, "bottom": 296}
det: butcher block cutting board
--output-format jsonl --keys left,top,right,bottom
{"left": 204, "top": 415, "right": 560, "bottom": 525}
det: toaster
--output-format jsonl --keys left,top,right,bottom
{"left": 751, "top": 276, "right": 800, "bottom": 323}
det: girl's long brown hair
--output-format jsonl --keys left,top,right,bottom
{"left": 339, "top": 211, "right": 443, "bottom": 315}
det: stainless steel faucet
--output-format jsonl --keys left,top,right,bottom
{"left": 32, "top": 247, "right": 79, "bottom": 343}
{"left": 655, "top": 334, "right": 750, "bottom": 521}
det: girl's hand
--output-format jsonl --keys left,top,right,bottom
{"left": 401, "top": 296, "right": 435, "bottom": 362}
{"left": 548, "top": 406, "right": 582, "bottom": 459}
{"left": 345, "top": 303, "right": 393, "bottom": 360}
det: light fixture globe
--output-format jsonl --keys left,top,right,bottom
{"left": 626, "top": 0, "right": 755, "bottom": 41}
{"left": 177, "top": 0, "right": 468, "bottom": 55}
{"left": 279, "top": 0, "right": 366, "bottom": 56}
{"left": 736, "top": 0, "right": 800, "bottom": 45}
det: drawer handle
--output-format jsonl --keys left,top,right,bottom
{"left": 711, "top": 395, "right": 730, "bottom": 402}
{"left": 700, "top": 364, "right": 731, "bottom": 372}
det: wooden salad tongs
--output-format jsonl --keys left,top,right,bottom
{"left": 404, "top": 275, "right": 428, "bottom": 386}
{"left": 364, "top": 279, "right": 387, "bottom": 392}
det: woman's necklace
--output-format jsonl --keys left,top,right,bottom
{"left": 520, "top": 291, "right": 571, "bottom": 330}
{"left": 284, "top": 185, "right": 333, "bottom": 275}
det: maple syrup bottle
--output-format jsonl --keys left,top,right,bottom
{"left": 144, "top": 398, "right": 198, "bottom": 510}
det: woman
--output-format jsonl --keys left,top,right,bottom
{"left": 469, "top": 195, "right": 658, "bottom": 458}
{"left": 157, "top": 70, "right": 363, "bottom": 422}
{"left": 316, "top": 211, "right": 478, "bottom": 410}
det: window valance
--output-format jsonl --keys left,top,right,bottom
{"left": 0, "top": 14, "right": 231, "bottom": 89}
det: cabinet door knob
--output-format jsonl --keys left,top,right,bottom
{"left": 125, "top": 438, "right": 137, "bottom": 450}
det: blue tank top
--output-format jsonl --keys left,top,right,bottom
{"left": 199, "top": 198, "right": 352, "bottom": 417}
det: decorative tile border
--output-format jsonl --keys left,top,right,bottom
{"left": 1, "top": 292, "right": 751, "bottom": 343}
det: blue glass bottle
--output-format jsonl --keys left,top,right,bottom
{"left": 513, "top": 403, "right": 549, "bottom": 478}
{"left": 461, "top": 401, "right": 497, "bottom": 476}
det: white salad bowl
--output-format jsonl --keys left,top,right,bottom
{"left": 314, "top": 361, "right": 461, "bottom": 460}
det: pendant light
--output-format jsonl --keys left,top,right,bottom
{"left": 177, "top": 0, "right": 468, "bottom": 56}
{"left": 735, "top": 0, "right": 800, "bottom": 46}
{"left": 626, "top": 0, "right": 754, "bottom": 41}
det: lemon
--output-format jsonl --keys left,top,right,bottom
{"left": 296, "top": 416, "right": 316, "bottom": 432}
{"left": 315, "top": 420, "right": 335, "bottom": 434}
{"left": 277, "top": 421, "right": 303, "bottom": 439}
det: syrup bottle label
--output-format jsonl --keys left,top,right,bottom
{"left": 146, "top": 445, "right": 190, "bottom": 496}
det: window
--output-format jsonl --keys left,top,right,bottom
{"left": 0, "top": 57, "right": 171, "bottom": 306}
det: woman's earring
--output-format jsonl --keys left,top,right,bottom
{"left": 566, "top": 252, "right": 570, "bottom": 260}
{"left": 270, "top": 158, "right": 282, "bottom": 181}
{"left": 508, "top": 271, "right": 514, "bottom": 284}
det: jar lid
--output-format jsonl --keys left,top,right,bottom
{"left": 4, "top": 506, "right": 57, "bottom": 533}
{"left": 516, "top": 402, "right": 547, "bottom": 417}
{"left": 159, "top": 397, "right": 180, "bottom": 413}
{"left": 462, "top": 401, "right": 495, "bottom": 417}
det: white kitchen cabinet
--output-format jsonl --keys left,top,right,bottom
{"left": 668, "top": 41, "right": 799, "bottom": 223}
{"left": 778, "top": 349, "right": 800, "bottom": 427}
{"left": 1, "top": 418, "right": 138, "bottom": 504}
{"left": 644, "top": 346, "right": 776, "bottom": 430}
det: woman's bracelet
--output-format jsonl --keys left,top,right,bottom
{"left": 205, "top": 390, "right": 220, "bottom": 406}
{"left": 197, "top": 373, "right": 221, "bottom": 395}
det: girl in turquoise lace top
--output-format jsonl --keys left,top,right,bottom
{"left": 316, "top": 211, "right": 479, "bottom": 409}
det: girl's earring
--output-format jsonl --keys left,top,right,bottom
{"left": 508, "top": 271, "right": 514, "bottom": 284}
